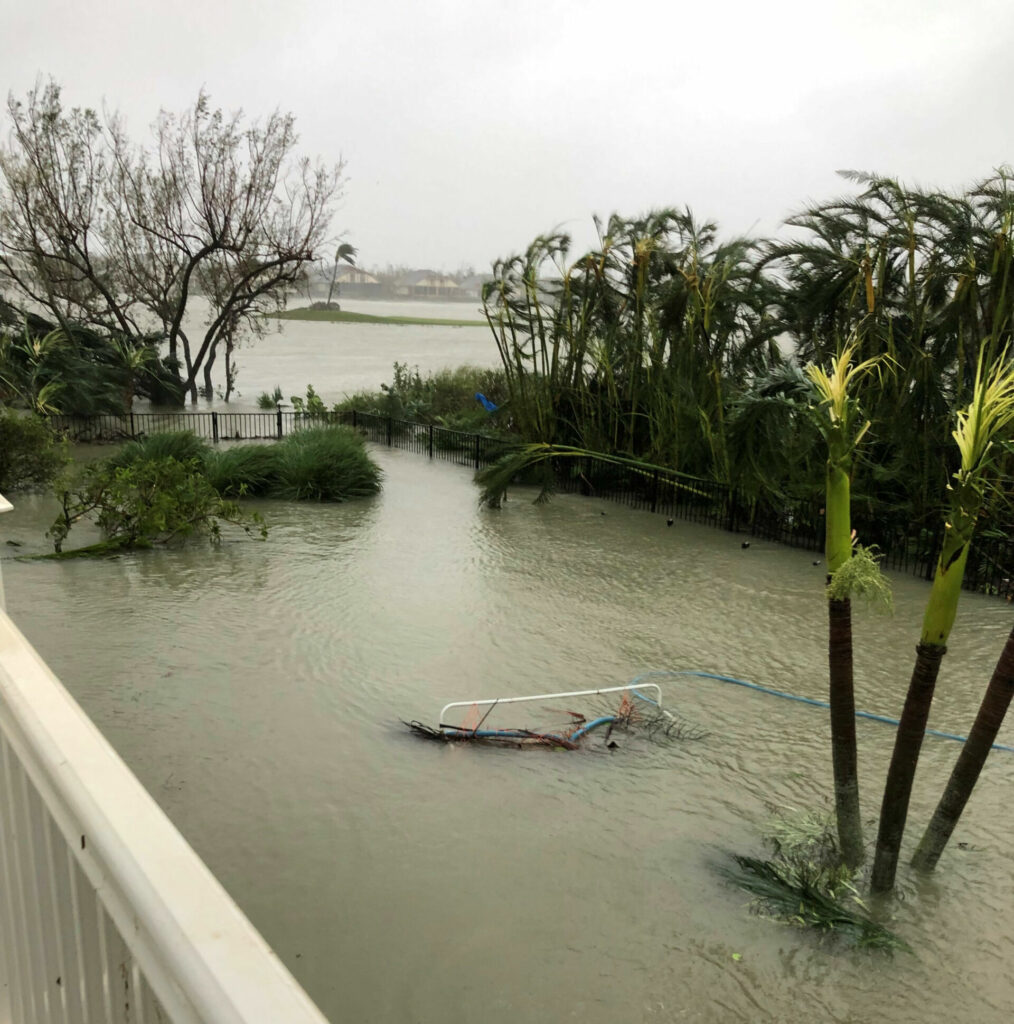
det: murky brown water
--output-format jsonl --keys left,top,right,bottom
{"left": 4, "top": 310, "right": 1014, "bottom": 1022}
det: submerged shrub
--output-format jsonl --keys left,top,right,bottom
{"left": 204, "top": 444, "right": 281, "bottom": 496}
{"left": 107, "top": 431, "right": 211, "bottom": 470}
{"left": 274, "top": 426, "right": 382, "bottom": 501}
{"left": 96, "top": 425, "right": 380, "bottom": 511}
{"left": 333, "top": 361, "right": 507, "bottom": 428}
{"left": 49, "top": 456, "right": 264, "bottom": 555}
{"left": 0, "top": 409, "right": 66, "bottom": 491}
{"left": 257, "top": 386, "right": 284, "bottom": 409}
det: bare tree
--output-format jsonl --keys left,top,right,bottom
{"left": 0, "top": 80, "right": 344, "bottom": 402}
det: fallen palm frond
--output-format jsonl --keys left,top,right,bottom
{"left": 722, "top": 854, "right": 907, "bottom": 951}
{"left": 475, "top": 442, "right": 714, "bottom": 508}
{"left": 722, "top": 809, "right": 909, "bottom": 952}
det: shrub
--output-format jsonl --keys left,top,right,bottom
{"left": 257, "top": 386, "right": 284, "bottom": 409}
{"left": 49, "top": 456, "right": 264, "bottom": 555}
{"left": 274, "top": 426, "right": 382, "bottom": 501}
{"left": 0, "top": 409, "right": 67, "bottom": 491}
{"left": 106, "top": 431, "right": 211, "bottom": 470}
{"left": 204, "top": 444, "right": 282, "bottom": 497}
{"left": 332, "top": 362, "right": 508, "bottom": 428}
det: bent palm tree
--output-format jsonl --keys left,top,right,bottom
{"left": 871, "top": 345, "right": 1014, "bottom": 892}
{"left": 325, "top": 243, "right": 358, "bottom": 307}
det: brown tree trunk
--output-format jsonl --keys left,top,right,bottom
{"left": 871, "top": 642, "right": 947, "bottom": 892}
{"left": 828, "top": 595, "right": 864, "bottom": 867}
{"left": 911, "top": 624, "right": 1014, "bottom": 871}
{"left": 202, "top": 344, "right": 218, "bottom": 399}
{"left": 224, "top": 339, "right": 235, "bottom": 402}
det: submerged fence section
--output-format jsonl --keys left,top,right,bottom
{"left": 47, "top": 410, "right": 1014, "bottom": 601}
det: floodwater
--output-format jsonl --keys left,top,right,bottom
{"left": 170, "top": 296, "right": 497, "bottom": 408}
{"left": 5, "top": 310, "right": 1014, "bottom": 1022}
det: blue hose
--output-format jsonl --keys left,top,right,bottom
{"left": 568, "top": 716, "right": 617, "bottom": 742}
{"left": 629, "top": 670, "right": 1014, "bottom": 754}
{"left": 442, "top": 724, "right": 614, "bottom": 743}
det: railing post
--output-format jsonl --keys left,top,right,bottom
{"left": 352, "top": 409, "right": 358, "bottom": 429}
{"left": 725, "top": 488, "right": 740, "bottom": 532}
{"left": 212, "top": 411, "right": 219, "bottom": 443}
{"left": 276, "top": 407, "right": 283, "bottom": 440}
{"left": 474, "top": 434, "right": 481, "bottom": 469}
{"left": 650, "top": 469, "right": 659, "bottom": 514}
{"left": 429, "top": 424, "right": 434, "bottom": 458}
{"left": 129, "top": 411, "right": 136, "bottom": 439}
{"left": 387, "top": 416, "right": 393, "bottom": 446}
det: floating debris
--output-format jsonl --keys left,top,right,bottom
{"left": 404, "top": 682, "right": 707, "bottom": 751}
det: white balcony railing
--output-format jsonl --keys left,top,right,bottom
{"left": 0, "top": 495, "right": 330, "bottom": 1023}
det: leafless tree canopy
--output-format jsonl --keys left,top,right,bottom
{"left": 0, "top": 80, "right": 344, "bottom": 401}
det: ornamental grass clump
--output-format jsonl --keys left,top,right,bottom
{"left": 203, "top": 444, "right": 281, "bottom": 497}
{"left": 273, "top": 426, "right": 382, "bottom": 501}
{"left": 107, "top": 430, "right": 212, "bottom": 470}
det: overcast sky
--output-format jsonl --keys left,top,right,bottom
{"left": 6, "top": 0, "right": 1014, "bottom": 272}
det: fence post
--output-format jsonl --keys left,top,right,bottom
{"left": 650, "top": 470, "right": 659, "bottom": 514}
{"left": 725, "top": 488, "right": 739, "bottom": 532}
{"left": 429, "top": 424, "right": 434, "bottom": 458}
{"left": 212, "top": 411, "right": 219, "bottom": 443}
{"left": 474, "top": 434, "right": 481, "bottom": 470}
{"left": 276, "top": 408, "right": 283, "bottom": 440}
{"left": 129, "top": 411, "right": 136, "bottom": 439}
{"left": 352, "top": 410, "right": 358, "bottom": 430}
{"left": 386, "top": 416, "right": 393, "bottom": 447}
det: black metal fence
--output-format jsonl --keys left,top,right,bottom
{"left": 49, "top": 409, "right": 330, "bottom": 444}
{"left": 46, "top": 409, "right": 1014, "bottom": 601}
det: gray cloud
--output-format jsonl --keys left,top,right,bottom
{"left": 5, "top": 0, "right": 1014, "bottom": 270}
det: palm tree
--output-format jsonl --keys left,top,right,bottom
{"left": 871, "top": 344, "right": 1014, "bottom": 892}
{"left": 0, "top": 324, "right": 68, "bottom": 414}
{"left": 325, "top": 243, "right": 358, "bottom": 307}
{"left": 911, "top": 622, "right": 1014, "bottom": 871}
{"left": 804, "top": 341, "right": 885, "bottom": 867}
{"left": 481, "top": 209, "right": 780, "bottom": 480}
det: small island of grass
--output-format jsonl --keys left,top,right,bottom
{"left": 270, "top": 308, "right": 486, "bottom": 328}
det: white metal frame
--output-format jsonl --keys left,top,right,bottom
{"left": 440, "top": 682, "right": 666, "bottom": 727}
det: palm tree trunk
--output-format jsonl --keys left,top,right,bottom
{"left": 870, "top": 641, "right": 947, "bottom": 892}
{"left": 911, "top": 624, "right": 1014, "bottom": 871}
{"left": 824, "top": 462, "right": 864, "bottom": 866}
{"left": 828, "top": 594, "right": 863, "bottom": 866}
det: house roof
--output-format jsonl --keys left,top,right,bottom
{"left": 396, "top": 270, "right": 460, "bottom": 288}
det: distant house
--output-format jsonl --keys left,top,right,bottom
{"left": 334, "top": 265, "right": 382, "bottom": 298}
{"left": 394, "top": 270, "right": 461, "bottom": 298}
{"left": 456, "top": 274, "right": 493, "bottom": 301}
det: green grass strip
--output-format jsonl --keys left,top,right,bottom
{"left": 268, "top": 308, "right": 485, "bottom": 327}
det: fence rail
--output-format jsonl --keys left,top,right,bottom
{"left": 45, "top": 410, "right": 1014, "bottom": 601}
